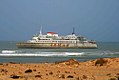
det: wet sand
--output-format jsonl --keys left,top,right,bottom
{"left": 0, "top": 58, "right": 119, "bottom": 80}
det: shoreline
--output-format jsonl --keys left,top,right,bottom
{"left": 0, "top": 58, "right": 119, "bottom": 80}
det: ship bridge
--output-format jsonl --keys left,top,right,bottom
{"left": 64, "top": 34, "right": 77, "bottom": 40}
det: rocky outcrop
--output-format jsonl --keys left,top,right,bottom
{"left": 55, "top": 59, "right": 79, "bottom": 66}
{"left": 95, "top": 58, "right": 108, "bottom": 66}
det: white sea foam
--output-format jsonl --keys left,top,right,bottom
{"left": 0, "top": 52, "right": 85, "bottom": 57}
{"left": 65, "top": 52, "right": 84, "bottom": 56}
{"left": 1, "top": 50, "right": 16, "bottom": 54}
{"left": 0, "top": 51, "right": 118, "bottom": 57}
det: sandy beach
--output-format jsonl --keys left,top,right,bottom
{"left": 0, "top": 58, "right": 119, "bottom": 80}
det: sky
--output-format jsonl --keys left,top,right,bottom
{"left": 0, "top": 0, "right": 119, "bottom": 42}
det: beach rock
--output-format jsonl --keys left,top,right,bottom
{"left": 76, "top": 77, "right": 80, "bottom": 80}
{"left": 57, "top": 70, "right": 60, "bottom": 73}
{"left": 116, "top": 73, "right": 119, "bottom": 75}
{"left": 49, "top": 72, "right": 53, "bottom": 75}
{"left": 107, "top": 73, "right": 111, "bottom": 76}
{"left": 65, "top": 71, "right": 70, "bottom": 73}
{"left": 25, "top": 69, "right": 32, "bottom": 73}
{"left": 33, "top": 69, "right": 36, "bottom": 72}
{"left": 82, "top": 75, "right": 87, "bottom": 79}
{"left": 58, "top": 74, "right": 65, "bottom": 79}
{"left": 116, "top": 76, "right": 119, "bottom": 80}
{"left": 109, "top": 77, "right": 117, "bottom": 80}
{"left": 0, "top": 63, "right": 3, "bottom": 65}
{"left": 0, "top": 69, "right": 8, "bottom": 73}
{"left": 38, "top": 72, "right": 40, "bottom": 74}
{"left": 67, "top": 75, "right": 74, "bottom": 78}
{"left": 55, "top": 59, "right": 79, "bottom": 66}
{"left": 35, "top": 75, "right": 42, "bottom": 78}
{"left": 10, "top": 75, "right": 20, "bottom": 79}
{"left": 95, "top": 58, "right": 108, "bottom": 66}
{"left": 9, "top": 62, "right": 17, "bottom": 64}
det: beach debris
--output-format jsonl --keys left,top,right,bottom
{"left": 25, "top": 69, "right": 32, "bottom": 73}
{"left": 67, "top": 75, "right": 74, "bottom": 78}
{"left": 95, "top": 58, "right": 108, "bottom": 66}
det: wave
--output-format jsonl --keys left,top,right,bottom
{"left": 0, "top": 51, "right": 85, "bottom": 57}
{"left": 65, "top": 52, "right": 84, "bottom": 56}
{"left": 1, "top": 50, "right": 16, "bottom": 54}
{"left": 0, "top": 49, "right": 119, "bottom": 57}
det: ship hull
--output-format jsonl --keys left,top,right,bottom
{"left": 16, "top": 42, "right": 97, "bottom": 49}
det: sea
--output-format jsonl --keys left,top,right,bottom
{"left": 0, "top": 41, "right": 119, "bottom": 63}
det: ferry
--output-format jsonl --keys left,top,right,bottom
{"left": 16, "top": 28, "right": 97, "bottom": 49}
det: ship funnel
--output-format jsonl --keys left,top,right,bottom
{"left": 72, "top": 27, "right": 75, "bottom": 35}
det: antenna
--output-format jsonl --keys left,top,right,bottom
{"left": 40, "top": 26, "right": 42, "bottom": 35}
{"left": 72, "top": 27, "right": 75, "bottom": 35}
